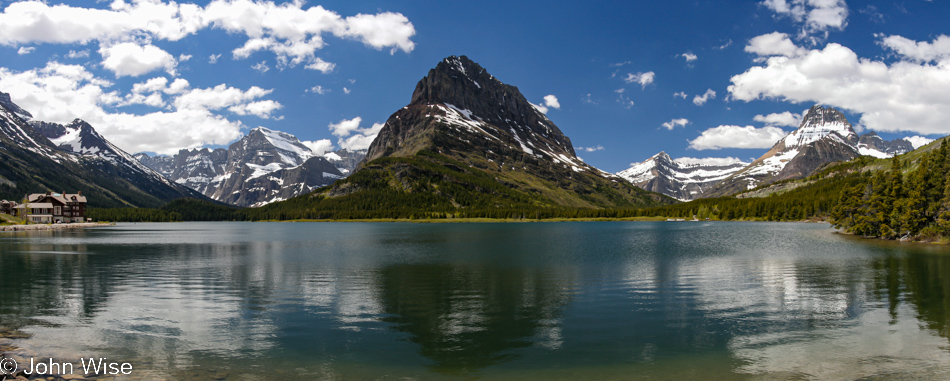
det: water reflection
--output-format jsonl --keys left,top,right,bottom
{"left": 377, "top": 264, "right": 570, "bottom": 374}
{"left": 3, "top": 222, "right": 950, "bottom": 379}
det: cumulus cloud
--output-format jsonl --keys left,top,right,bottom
{"left": 903, "top": 136, "right": 934, "bottom": 149}
{"left": 65, "top": 50, "right": 89, "bottom": 59}
{"left": 673, "top": 91, "right": 688, "bottom": 99}
{"left": 879, "top": 34, "right": 950, "bottom": 63}
{"left": 99, "top": 42, "right": 178, "bottom": 77}
{"left": 688, "top": 125, "right": 787, "bottom": 150}
{"left": 178, "top": 53, "right": 192, "bottom": 62}
{"left": 730, "top": 35, "right": 950, "bottom": 135}
{"left": 17, "top": 46, "right": 33, "bottom": 55}
{"left": 208, "top": 53, "right": 221, "bottom": 64}
{"left": 0, "top": 0, "right": 416, "bottom": 71}
{"left": 305, "top": 58, "right": 335, "bottom": 73}
{"left": 301, "top": 139, "right": 334, "bottom": 156}
{"left": 746, "top": 32, "right": 806, "bottom": 58}
{"left": 661, "top": 118, "right": 690, "bottom": 130}
{"left": 693, "top": 89, "right": 716, "bottom": 106}
{"left": 342, "top": 87, "right": 351, "bottom": 95}
{"left": 624, "top": 71, "right": 655, "bottom": 88}
{"left": 543, "top": 95, "right": 560, "bottom": 109}
{"left": 680, "top": 52, "right": 698, "bottom": 62}
{"left": 672, "top": 157, "right": 747, "bottom": 166}
{"left": 754, "top": 111, "right": 803, "bottom": 127}
{"left": 328, "top": 117, "right": 383, "bottom": 151}
{"left": 0, "top": 62, "right": 281, "bottom": 154}
{"left": 761, "top": 0, "right": 849, "bottom": 41}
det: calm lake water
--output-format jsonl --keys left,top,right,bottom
{"left": 3, "top": 221, "right": 950, "bottom": 380}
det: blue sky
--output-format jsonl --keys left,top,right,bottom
{"left": 1, "top": 0, "right": 948, "bottom": 172}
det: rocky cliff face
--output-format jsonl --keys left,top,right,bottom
{"left": 323, "top": 55, "right": 671, "bottom": 210}
{"left": 364, "top": 56, "right": 578, "bottom": 166}
{"left": 617, "top": 153, "right": 748, "bottom": 201}
{"left": 136, "top": 127, "right": 358, "bottom": 207}
{"left": 706, "top": 105, "right": 860, "bottom": 196}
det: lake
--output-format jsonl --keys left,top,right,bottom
{"left": 2, "top": 221, "right": 950, "bottom": 380}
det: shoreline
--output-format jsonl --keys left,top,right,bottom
{"left": 0, "top": 222, "right": 114, "bottom": 232}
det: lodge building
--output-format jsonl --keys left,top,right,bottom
{"left": 10, "top": 191, "right": 88, "bottom": 223}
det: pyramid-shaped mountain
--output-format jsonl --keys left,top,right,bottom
{"left": 259, "top": 56, "right": 672, "bottom": 216}
{"left": 706, "top": 105, "right": 862, "bottom": 196}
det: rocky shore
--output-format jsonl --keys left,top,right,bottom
{"left": 0, "top": 223, "right": 113, "bottom": 232}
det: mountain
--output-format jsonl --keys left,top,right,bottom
{"left": 617, "top": 153, "right": 748, "bottom": 201}
{"left": 324, "top": 148, "right": 366, "bottom": 175}
{"left": 251, "top": 55, "right": 672, "bottom": 219}
{"left": 857, "top": 131, "right": 914, "bottom": 158}
{"left": 707, "top": 105, "right": 864, "bottom": 197}
{"left": 136, "top": 127, "right": 355, "bottom": 207}
{"left": 0, "top": 91, "right": 204, "bottom": 208}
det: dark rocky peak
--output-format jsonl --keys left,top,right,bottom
{"left": 0, "top": 91, "right": 32, "bottom": 121}
{"left": 368, "top": 55, "right": 576, "bottom": 164}
{"left": 800, "top": 105, "right": 852, "bottom": 130}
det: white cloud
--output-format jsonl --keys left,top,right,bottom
{"left": 304, "top": 57, "right": 335, "bottom": 73}
{"left": 761, "top": 0, "right": 849, "bottom": 41}
{"left": 328, "top": 117, "right": 383, "bottom": 151}
{"left": 251, "top": 61, "right": 269, "bottom": 73}
{"left": 624, "top": 72, "right": 655, "bottom": 88}
{"left": 178, "top": 53, "right": 192, "bottom": 62}
{"left": 308, "top": 85, "right": 329, "bottom": 95}
{"left": 688, "top": 125, "right": 787, "bottom": 150}
{"left": 342, "top": 87, "right": 351, "bottom": 94}
{"left": 329, "top": 116, "right": 364, "bottom": 137}
{"left": 746, "top": 32, "right": 806, "bottom": 58}
{"left": 730, "top": 36, "right": 950, "bottom": 135}
{"left": 228, "top": 100, "right": 282, "bottom": 119}
{"left": 165, "top": 78, "right": 190, "bottom": 94}
{"left": 879, "top": 34, "right": 950, "bottom": 63}
{"left": 209, "top": 53, "right": 222, "bottom": 64}
{"left": 65, "top": 50, "right": 89, "bottom": 59}
{"left": 0, "top": 62, "right": 259, "bottom": 155}
{"left": 543, "top": 94, "right": 560, "bottom": 109}
{"left": 532, "top": 103, "right": 549, "bottom": 114}
{"left": 754, "top": 111, "right": 803, "bottom": 127}
{"left": 17, "top": 46, "right": 34, "bottom": 55}
{"left": 673, "top": 91, "right": 688, "bottom": 99}
{"left": 680, "top": 52, "right": 698, "bottom": 62}
{"left": 717, "top": 39, "right": 734, "bottom": 50}
{"left": 661, "top": 118, "right": 690, "bottom": 130}
{"left": 693, "top": 89, "right": 716, "bottom": 106}
{"left": 577, "top": 145, "right": 604, "bottom": 152}
{"left": 672, "top": 157, "right": 747, "bottom": 166}
{"left": 0, "top": 1, "right": 415, "bottom": 72}
{"left": 301, "top": 139, "right": 334, "bottom": 156}
{"left": 903, "top": 136, "right": 934, "bottom": 149}
{"left": 99, "top": 42, "right": 178, "bottom": 77}
{"left": 131, "top": 77, "right": 169, "bottom": 94}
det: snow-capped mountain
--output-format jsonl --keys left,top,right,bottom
{"left": 856, "top": 131, "right": 915, "bottom": 158}
{"left": 364, "top": 56, "right": 587, "bottom": 172}
{"left": 323, "top": 148, "right": 366, "bottom": 174}
{"left": 707, "top": 105, "right": 865, "bottom": 196}
{"left": 339, "top": 55, "right": 670, "bottom": 209}
{"left": 136, "top": 127, "right": 363, "bottom": 207}
{"left": 617, "top": 153, "right": 748, "bottom": 201}
{"left": 0, "top": 91, "right": 204, "bottom": 207}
